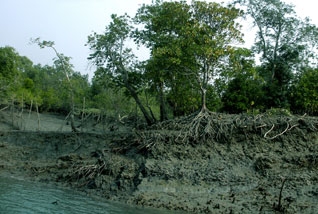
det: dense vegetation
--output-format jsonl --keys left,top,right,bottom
{"left": 1, "top": 0, "right": 318, "bottom": 127}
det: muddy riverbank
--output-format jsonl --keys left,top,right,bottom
{"left": 0, "top": 113, "right": 318, "bottom": 213}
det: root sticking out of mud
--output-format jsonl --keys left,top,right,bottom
{"left": 1, "top": 111, "right": 318, "bottom": 213}
{"left": 115, "top": 111, "right": 318, "bottom": 155}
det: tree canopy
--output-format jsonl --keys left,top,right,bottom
{"left": 135, "top": 0, "right": 244, "bottom": 113}
{"left": 1, "top": 0, "right": 318, "bottom": 127}
{"left": 234, "top": 0, "right": 318, "bottom": 108}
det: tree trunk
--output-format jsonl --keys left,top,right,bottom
{"left": 201, "top": 87, "right": 207, "bottom": 112}
{"left": 50, "top": 46, "right": 77, "bottom": 132}
{"left": 11, "top": 98, "right": 14, "bottom": 127}
{"left": 19, "top": 94, "right": 24, "bottom": 130}
{"left": 145, "top": 89, "right": 157, "bottom": 122}
{"left": 70, "top": 91, "right": 78, "bottom": 132}
{"left": 28, "top": 100, "right": 33, "bottom": 119}
{"left": 159, "top": 82, "right": 168, "bottom": 121}
{"left": 35, "top": 101, "right": 40, "bottom": 131}
{"left": 126, "top": 83, "right": 154, "bottom": 126}
{"left": 81, "top": 97, "right": 85, "bottom": 132}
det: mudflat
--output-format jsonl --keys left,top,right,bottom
{"left": 0, "top": 110, "right": 317, "bottom": 214}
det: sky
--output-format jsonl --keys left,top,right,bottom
{"left": 1, "top": 0, "right": 318, "bottom": 79}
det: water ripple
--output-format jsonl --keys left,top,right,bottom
{"left": 0, "top": 176, "right": 178, "bottom": 214}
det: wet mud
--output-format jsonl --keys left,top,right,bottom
{"left": 0, "top": 114, "right": 318, "bottom": 214}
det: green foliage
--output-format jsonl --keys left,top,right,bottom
{"left": 235, "top": 0, "right": 318, "bottom": 109}
{"left": 265, "top": 108, "right": 292, "bottom": 117}
{"left": 135, "top": 0, "right": 244, "bottom": 113}
{"left": 135, "top": 1, "right": 196, "bottom": 116}
{"left": 87, "top": 14, "right": 136, "bottom": 77}
{"left": 0, "top": 46, "right": 21, "bottom": 102}
{"left": 1, "top": 0, "right": 318, "bottom": 122}
{"left": 23, "top": 78, "right": 34, "bottom": 89}
{"left": 166, "top": 83, "right": 201, "bottom": 116}
{"left": 91, "top": 77, "right": 135, "bottom": 116}
{"left": 222, "top": 72, "right": 264, "bottom": 113}
{"left": 181, "top": 1, "right": 244, "bottom": 110}
{"left": 291, "top": 68, "right": 318, "bottom": 115}
{"left": 205, "top": 86, "right": 223, "bottom": 112}
{"left": 0, "top": 46, "right": 20, "bottom": 80}
{"left": 87, "top": 13, "right": 158, "bottom": 125}
{"left": 218, "top": 48, "right": 263, "bottom": 113}
{"left": 0, "top": 44, "right": 92, "bottom": 116}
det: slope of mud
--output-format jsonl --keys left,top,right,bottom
{"left": 0, "top": 114, "right": 318, "bottom": 214}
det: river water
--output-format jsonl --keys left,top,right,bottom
{"left": 0, "top": 176, "right": 179, "bottom": 214}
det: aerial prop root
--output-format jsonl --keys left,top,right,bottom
{"left": 177, "top": 108, "right": 217, "bottom": 143}
{"left": 264, "top": 122, "right": 299, "bottom": 140}
{"left": 68, "top": 160, "right": 107, "bottom": 186}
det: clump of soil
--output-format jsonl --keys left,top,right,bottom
{"left": 0, "top": 112, "right": 318, "bottom": 214}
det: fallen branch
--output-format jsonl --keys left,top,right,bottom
{"left": 0, "top": 106, "right": 9, "bottom": 112}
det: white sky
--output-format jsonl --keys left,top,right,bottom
{"left": 1, "top": 0, "right": 318, "bottom": 79}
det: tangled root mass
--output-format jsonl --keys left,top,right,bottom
{"left": 120, "top": 110, "right": 318, "bottom": 153}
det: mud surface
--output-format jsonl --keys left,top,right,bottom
{"left": 0, "top": 113, "right": 318, "bottom": 214}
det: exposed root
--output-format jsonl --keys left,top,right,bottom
{"left": 177, "top": 108, "right": 217, "bottom": 143}
{"left": 110, "top": 130, "right": 173, "bottom": 154}
{"left": 264, "top": 124, "right": 275, "bottom": 139}
{"left": 65, "top": 151, "right": 136, "bottom": 188}
{"left": 69, "top": 161, "right": 107, "bottom": 187}
{"left": 152, "top": 111, "right": 318, "bottom": 145}
{"left": 264, "top": 123, "right": 299, "bottom": 140}
{"left": 111, "top": 111, "right": 318, "bottom": 153}
{"left": 273, "top": 178, "right": 288, "bottom": 213}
